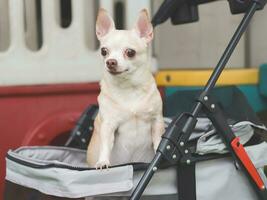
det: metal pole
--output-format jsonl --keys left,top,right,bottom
{"left": 129, "top": 153, "right": 162, "bottom": 200}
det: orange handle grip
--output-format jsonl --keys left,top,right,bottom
{"left": 231, "top": 137, "right": 265, "bottom": 190}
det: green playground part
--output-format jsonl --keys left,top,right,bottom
{"left": 238, "top": 85, "right": 267, "bottom": 113}
{"left": 260, "top": 64, "right": 267, "bottom": 98}
{"left": 164, "top": 64, "right": 267, "bottom": 113}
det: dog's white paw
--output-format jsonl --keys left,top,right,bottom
{"left": 95, "top": 159, "right": 110, "bottom": 170}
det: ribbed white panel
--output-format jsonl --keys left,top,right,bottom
{"left": 0, "top": 0, "right": 157, "bottom": 86}
{"left": 0, "top": 0, "right": 103, "bottom": 86}
{"left": 9, "top": 0, "right": 25, "bottom": 50}
{"left": 24, "top": 0, "right": 39, "bottom": 50}
{"left": 1, "top": 0, "right": 266, "bottom": 86}
{"left": 0, "top": 0, "right": 10, "bottom": 51}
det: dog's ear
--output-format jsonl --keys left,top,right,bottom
{"left": 134, "top": 9, "right": 153, "bottom": 43}
{"left": 96, "top": 8, "right": 115, "bottom": 40}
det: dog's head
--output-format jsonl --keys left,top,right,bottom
{"left": 96, "top": 8, "right": 153, "bottom": 76}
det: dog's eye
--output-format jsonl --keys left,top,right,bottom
{"left": 125, "top": 48, "right": 136, "bottom": 58}
{"left": 101, "top": 47, "right": 108, "bottom": 57}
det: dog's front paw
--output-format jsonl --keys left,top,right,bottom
{"left": 95, "top": 159, "right": 110, "bottom": 170}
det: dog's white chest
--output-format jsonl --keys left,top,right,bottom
{"left": 96, "top": 79, "right": 162, "bottom": 166}
{"left": 110, "top": 116, "right": 155, "bottom": 165}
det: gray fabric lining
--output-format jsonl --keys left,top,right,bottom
{"left": 10, "top": 146, "right": 89, "bottom": 168}
{"left": 5, "top": 142, "right": 267, "bottom": 199}
{"left": 165, "top": 117, "right": 267, "bottom": 154}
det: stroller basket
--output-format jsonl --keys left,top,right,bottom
{"left": 5, "top": 143, "right": 267, "bottom": 199}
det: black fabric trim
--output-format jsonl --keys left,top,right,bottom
{"left": 177, "top": 163, "right": 196, "bottom": 200}
{"left": 6, "top": 153, "right": 150, "bottom": 171}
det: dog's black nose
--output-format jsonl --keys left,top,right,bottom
{"left": 106, "top": 59, "right": 118, "bottom": 70}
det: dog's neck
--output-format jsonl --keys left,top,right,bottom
{"left": 101, "top": 64, "right": 154, "bottom": 92}
{"left": 100, "top": 64, "right": 156, "bottom": 112}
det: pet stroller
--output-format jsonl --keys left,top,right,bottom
{"left": 4, "top": 0, "right": 267, "bottom": 200}
{"left": 4, "top": 86, "right": 267, "bottom": 200}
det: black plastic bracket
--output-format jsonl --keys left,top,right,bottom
{"left": 228, "top": 0, "right": 266, "bottom": 14}
{"left": 65, "top": 105, "right": 98, "bottom": 149}
{"left": 253, "top": 0, "right": 267, "bottom": 8}
{"left": 197, "top": 94, "right": 216, "bottom": 113}
{"left": 157, "top": 113, "right": 197, "bottom": 165}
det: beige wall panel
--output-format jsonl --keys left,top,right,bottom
{"left": 248, "top": 9, "right": 267, "bottom": 67}
{"left": 153, "top": 1, "right": 245, "bottom": 69}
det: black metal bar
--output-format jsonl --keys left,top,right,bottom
{"left": 129, "top": 153, "right": 162, "bottom": 200}
{"left": 130, "top": 2, "right": 260, "bottom": 200}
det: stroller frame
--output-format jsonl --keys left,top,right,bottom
{"left": 130, "top": 0, "right": 267, "bottom": 200}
